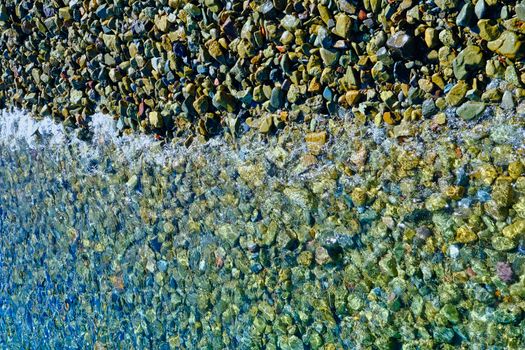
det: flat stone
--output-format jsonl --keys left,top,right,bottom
{"left": 517, "top": 3, "right": 525, "bottom": 21}
{"left": 70, "top": 89, "right": 83, "bottom": 105}
{"left": 320, "top": 48, "right": 339, "bottom": 66}
{"left": 446, "top": 81, "right": 468, "bottom": 106}
{"left": 456, "top": 2, "right": 474, "bottom": 27}
{"left": 456, "top": 101, "right": 486, "bottom": 120}
{"left": 322, "top": 87, "right": 333, "bottom": 101}
{"left": 434, "top": 0, "right": 459, "bottom": 10}
{"left": 317, "top": 5, "right": 332, "bottom": 25}
{"left": 501, "top": 90, "right": 515, "bottom": 110}
{"left": 58, "top": 7, "right": 71, "bottom": 20}
{"left": 102, "top": 34, "right": 117, "bottom": 51}
{"left": 505, "top": 65, "right": 521, "bottom": 85}
{"left": 207, "top": 40, "right": 224, "bottom": 60}
{"left": 204, "top": 0, "right": 222, "bottom": 12}
{"left": 155, "top": 15, "right": 168, "bottom": 32}
{"left": 0, "top": 5, "right": 8, "bottom": 21}
{"left": 258, "top": 116, "right": 273, "bottom": 133}
{"left": 492, "top": 235, "right": 517, "bottom": 251}
{"left": 270, "top": 87, "right": 284, "bottom": 109}
{"left": 217, "top": 224, "right": 240, "bottom": 246}
{"left": 452, "top": 45, "right": 483, "bottom": 80}
{"left": 422, "top": 99, "right": 438, "bottom": 117}
{"left": 488, "top": 31, "right": 525, "bottom": 60}
{"left": 214, "top": 90, "right": 237, "bottom": 112}
{"left": 193, "top": 96, "right": 209, "bottom": 114}
{"left": 306, "top": 131, "right": 327, "bottom": 155}
{"left": 95, "top": 4, "right": 110, "bottom": 19}
{"left": 345, "top": 90, "right": 362, "bottom": 106}
{"left": 425, "top": 28, "right": 438, "bottom": 48}
{"left": 281, "top": 15, "right": 300, "bottom": 31}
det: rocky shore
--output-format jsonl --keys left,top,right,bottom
{"left": 0, "top": 0, "right": 524, "bottom": 143}
{"left": 0, "top": 0, "right": 525, "bottom": 349}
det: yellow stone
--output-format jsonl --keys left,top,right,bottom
{"left": 431, "top": 73, "right": 445, "bottom": 90}
{"left": 306, "top": 131, "right": 328, "bottom": 155}
{"left": 149, "top": 111, "right": 163, "bottom": 128}
{"left": 351, "top": 187, "right": 367, "bottom": 207}
{"left": 456, "top": 225, "right": 478, "bottom": 243}
{"left": 445, "top": 186, "right": 465, "bottom": 200}
{"left": 345, "top": 90, "right": 362, "bottom": 106}
{"left": 502, "top": 219, "right": 525, "bottom": 240}
{"left": 308, "top": 77, "right": 321, "bottom": 93}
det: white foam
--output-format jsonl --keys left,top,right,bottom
{"left": 0, "top": 108, "right": 66, "bottom": 149}
{"left": 1, "top": 107, "right": 523, "bottom": 185}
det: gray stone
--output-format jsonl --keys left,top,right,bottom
{"left": 456, "top": 2, "right": 474, "bottom": 27}
{"left": 386, "top": 31, "right": 413, "bottom": 58}
{"left": 501, "top": 91, "right": 515, "bottom": 110}
{"left": 517, "top": 3, "right": 525, "bottom": 21}
{"left": 270, "top": 86, "right": 284, "bottom": 109}
{"left": 474, "top": 0, "right": 486, "bottom": 19}
{"left": 422, "top": 99, "right": 438, "bottom": 118}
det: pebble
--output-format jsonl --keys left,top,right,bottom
{"left": 456, "top": 101, "right": 486, "bottom": 120}
{"left": 488, "top": 31, "right": 525, "bottom": 59}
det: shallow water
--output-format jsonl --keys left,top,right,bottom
{"left": 1, "top": 109, "right": 525, "bottom": 349}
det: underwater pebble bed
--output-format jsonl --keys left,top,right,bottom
{"left": 0, "top": 108, "right": 525, "bottom": 349}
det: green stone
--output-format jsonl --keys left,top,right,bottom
{"left": 69, "top": 89, "right": 83, "bottom": 105}
{"left": 214, "top": 90, "right": 237, "bottom": 112}
{"left": 492, "top": 235, "right": 517, "bottom": 251}
{"left": 193, "top": 96, "right": 209, "bottom": 114}
{"left": 58, "top": 7, "right": 71, "bottom": 21}
{"left": 485, "top": 59, "right": 506, "bottom": 79}
{"left": 204, "top": 0, "right": 222, "bottom": 12}
{"left": 452, "top": 45, "right": 483, "bottom": 80}
{"left": 281, "top": 15, "right": 300, "bottom": 31}
{"left": 320, "top": 48, "right": 339, "bottom": 67}
{"left": 440, "top": 304, "right": 460, "bottom": 324}
{"left": 434, "top": 0, "right": 459, "bottom": 10}
{"left": 456, "top": 101, "right": 485, "bottom": 120}
{"left": 102, "top": 34, "right": 118, "bottom": 51}
{"left": 217, "top": 224, "right": 240, "bottom": 245}
{"left": 505, "top": 65, "right": 521, "bottom": 85}
{"left": 154, "top": 14, "right": 168, "bottom": 32}
{"left": 445, "top": 81, "right": 468, "bottom": 106}
{"left": 517, "top": 3, "right": 525, "bottom": 21}
{"left": 317, "top": 5, "right": 331, "bottom": 25}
